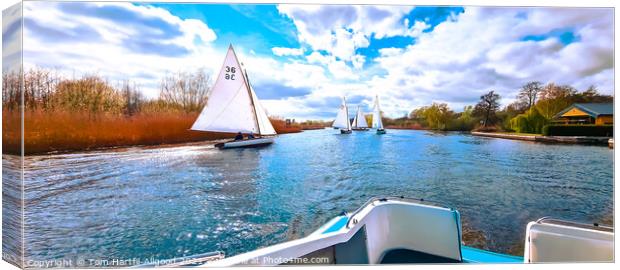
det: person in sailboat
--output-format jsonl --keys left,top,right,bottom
{"left": 247, "top": 132, "right": 255, "bottom": 139}
{"left": 234, "top": 132, "right": 244, "bottom": 141}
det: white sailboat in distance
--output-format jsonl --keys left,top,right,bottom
{"left": 191, "top": 45, "right": 276, "bottom": 149}
{"left": 373, "top": 95, "right": 386, "bottom": 134}
{"left": 332, "top": 97, "right": 352, "bottom": 134}
{"left": 351, "top": 106, "right": 369, "bottom": 131}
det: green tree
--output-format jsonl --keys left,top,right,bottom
{"left": 509, "top": 106, "right": 548, "bottom": 134}
{"left": 448, "top": 105, "right": 478, "bottom": 131}
{"left": 412, "top": 103, "right": 454, "bottom": 130}
{"left": 536, "top": 83, "right": 576, "bottom": 119}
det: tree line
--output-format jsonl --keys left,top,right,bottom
{"left": 2, "top": 67, "right": 213, "bottom": 116}
{"left": 388, "top": 82, "right": 612, "bottom": 132}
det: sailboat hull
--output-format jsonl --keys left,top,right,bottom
{"left": 216, "top": 138, "right": 274, "bottom": 149}
{"left": 352, "top": 128, "right": 369, "bottom": 131}
{"left": 377, "top": 129, "right": 386, "bottom": 134}
{"left": 340, "top": 129, "right": 352, "bottom": 134}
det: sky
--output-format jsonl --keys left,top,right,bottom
{"left": 4, "top": 2, "right": 614, "bottom": 120}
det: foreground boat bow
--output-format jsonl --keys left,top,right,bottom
{"left": 149, "top": 197, "right": 613, "bottom": 266}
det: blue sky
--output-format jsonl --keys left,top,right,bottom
{"left": 9, "top": 2, "right": 614, "bottom": 120}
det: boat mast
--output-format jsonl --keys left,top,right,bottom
{"left": 231, "top": 45, "right": 262, "bottom": 135}
{"left": 375, "top": 95, "right": 380, "bottom": 128}
{"left": 244, "top": 70, "right": 262, "bottom": 135}
{"left": 344, "top": 97, "right": 351, "bottom": 130}
{"left": 353, "top": 107, "right": 357, "bottom": 128}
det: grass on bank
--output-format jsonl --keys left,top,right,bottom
{"left": 489, "top": 132, "right": 541, "bottom": 137}
{"left": 2, "top": 111, "right": 301, "bottom": 155}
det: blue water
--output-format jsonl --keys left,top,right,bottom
{"left": 3, "top": 129, "right": 614, "bottom": 264}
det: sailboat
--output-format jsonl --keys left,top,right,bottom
{"left": 373, "top": 95, "right": 386, "bottom": 134}
{"left": 351, "top": 106, "right": 369, "bottom": 131}
{"left": 332, "top": 97, "right": 352, "bottom": 134}
{"left": 191, "top": 45, "right": 276, "bottom": 149}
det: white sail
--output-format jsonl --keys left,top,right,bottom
{"left": 191, "top": 45, "right": 275, "bottom": 135}
{"left": 352, "top": 106, "right": 369, "bottom": 128}
{"left": 332, "top": 97, "right": 350, "bottom": 129}
{"left": 249, "top": 83, "right": 277, "bottom": 135}
{"left": 346, "top": 102, "right": 352, "bottom": 130}
{"left": 372, "top": 95, "right": 384, "bottom": 129}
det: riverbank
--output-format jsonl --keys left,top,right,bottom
{"left": 472, "top": 131, "right": 611, "bottom": 146}
{"left": 385, "top": 125, "right": 427, "bottom": 130}
{"left": 2, "top": 111, "right": 301, "bottom": 155}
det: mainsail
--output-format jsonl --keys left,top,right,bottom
{"left": 352, "top": 106, "right": 369, "bottom": 128}
{"left": 191, "top": 45, "right": 276, "bottom": 135}
{"left": 332, "top": 97, "right": 351, "bottom": 130}
{"left": 372, "top": 95, "right": 384, "bottom": 129}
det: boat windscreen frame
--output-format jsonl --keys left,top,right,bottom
{"left": 535, "top": 217, "right": 613, "bottom": 233}
{"left": 345, "top": 196, "right": 456, "bottom": 229}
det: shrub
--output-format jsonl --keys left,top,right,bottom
{"left": 542, "top": 124, "right": 613, "bottom": 137}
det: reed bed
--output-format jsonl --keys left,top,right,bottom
{"left": 3, "top": 111, "right": 302, "bottom": 155}
{"left": 270, "top": 118, "right": 303, "bottom": 134}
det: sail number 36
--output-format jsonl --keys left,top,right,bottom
{"left": 225, "top": 66, "right": 236, "bottom": 80}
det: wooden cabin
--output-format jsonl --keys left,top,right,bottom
{"left": 553, "top": 103, "right": 613, "bottom": 125}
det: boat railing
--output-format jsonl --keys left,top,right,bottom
{"left": 535, "top": 217, "right": 613, "bottom": 233}
{"left": 345, "top": 196, "right": 454, "bottom": 229}
{"left": 132, "top": 251, "right": 225, "bottom": 268}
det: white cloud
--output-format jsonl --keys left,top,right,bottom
{"left": 272, "top": 47, "right": 304, "bottom": 56}
{"left": 277, "top": 5, "right": 417, "bottom": 66}
{"left": 368, "top": 7, "right": 614, "bottom": 117}
{"left": 22, "top": 1, "right": 218, "bottom": 98}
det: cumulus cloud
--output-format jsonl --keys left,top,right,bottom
{"left": 18, "top": 1, "right": 331, "bottom": 110}
{"left": 277, "top": 5, "right": 418, "bottom": 67}
{"left": 368, "top": 7, "right": 614, "bottom": 116}
{"left": 271, "top": 47, "right": 304, "bottom": 56}
{"left": 21, "top": 1, "right": 218, "bottom": 98}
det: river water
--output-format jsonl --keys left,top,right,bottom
{"left": 2, "top": 129, "right": 614, "bottom": 264}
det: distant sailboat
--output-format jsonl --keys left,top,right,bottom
{"left": 332, "top": 97, "right": 352, "bottom": 134}
{"left": 352, "top": 106, "right": 369, "bottom": 131}
{"left": 373, "top": 95, "right": 386, "bottom": 134}
{"left": 191, "top": 45, "right": 276, "bottom": 149}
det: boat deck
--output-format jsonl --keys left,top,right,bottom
{"left": 320, "top": 215, "right": 523, "bottom": 264}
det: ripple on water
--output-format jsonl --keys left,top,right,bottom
{"left": 5, "top": 129, "right": 613, "bottom": 263}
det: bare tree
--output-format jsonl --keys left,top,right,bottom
{"left": 159, "top": 68, "right": 211, "bottom": 113}
{"left": 517, "top": 81, "right": 542, "bottom": 110}
{"left": 121, "top": 80, "right": 143, "bottom": 116}
{"left": 3, "top": 68, "right": 61, "bottom": 111}
{"left": 2, "top": 70, "right": 22, "bottom": 111}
